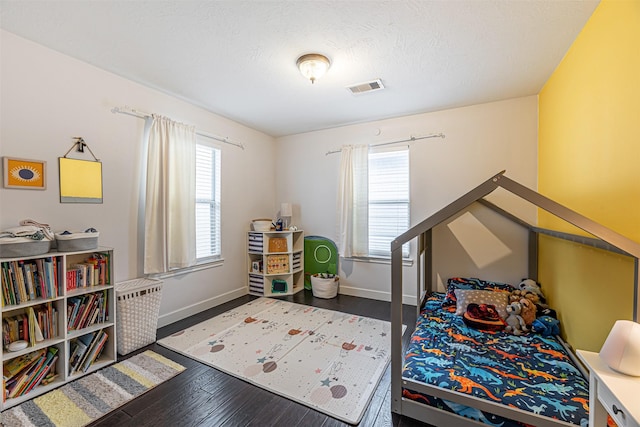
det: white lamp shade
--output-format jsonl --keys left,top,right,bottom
{"left": 599, "top": 320, "right": 640, "bottom": 376}
{"left": 281, "top": 203, "right": 293, "bottom": 217}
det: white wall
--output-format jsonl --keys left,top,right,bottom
{"left": 275, "top": 96, "right": 538, "bottom": 303}
{"left": 0, "top": 31, "right": 277, "bottom": 326}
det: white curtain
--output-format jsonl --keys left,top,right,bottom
{"left": 337, "top": 144, "right": 369, "bottom": 257}
{"left": 144, "top": 114, "right": 197, "bottom": 274}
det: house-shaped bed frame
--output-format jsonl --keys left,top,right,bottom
{"left": 390, "top": 170, "right": 640, "bottom": 427}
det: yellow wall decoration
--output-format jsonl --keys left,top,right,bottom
{"left": 538, "top": 0, "right": 640, "bottom": 351}
{"left": 59, "top": 157, "right": 103, "bottom": 203}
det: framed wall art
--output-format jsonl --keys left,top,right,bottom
{"left": 59, "top": 157, "right": 103, "bottom": 203}
{"left": 3, "top": 157, "right": 47, "bottom": 190}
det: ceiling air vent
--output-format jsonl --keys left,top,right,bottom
{"left": 347, "top": 79, "right": 385, "bottom": 95}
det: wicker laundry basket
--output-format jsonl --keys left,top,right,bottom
{"left": 116, "top": 278, "right": 163, "bottom": 355}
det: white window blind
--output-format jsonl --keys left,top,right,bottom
{"left": 195, "top": 144, "right": 221, "bottom": 260}
{"left": 368, "top": 147, "right": 410, "bottom": 258}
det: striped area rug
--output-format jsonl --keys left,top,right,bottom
{"left": 1, "top": 350, "right": 185, "bottom": 427}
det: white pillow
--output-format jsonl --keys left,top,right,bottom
{"left": 454, "top": 289, "right": 509, "bottom": 319}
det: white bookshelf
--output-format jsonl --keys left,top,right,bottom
{"left": 1, "top": 247, "right": 116, "bottom": 410}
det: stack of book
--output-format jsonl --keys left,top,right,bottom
{"left": 67, "top": 291, "right": 107, "bottom": 331}
{"left": 2, "top": 304, "right": 58, "bottom": 349}
{"left": 68, "top": 330, "right": 108, "bottom": 375}
{"left": 32, "top": 303, "right": 58, "bottom": 341}
{"left": 66, "top": 253, "right": 111, "bottom": 291}
{"left": 1, "top": 257, "right": 60, "bottom": 306}
{"left": 65, "top": 252, "right": 111, "bottom": 291}
{"left": 3, "top": 346, "right": 59, "bottom": 400}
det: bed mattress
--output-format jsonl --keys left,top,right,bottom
{"left": 402, "top": 293, "right": 589, "bottom": 427}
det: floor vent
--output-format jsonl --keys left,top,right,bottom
{"left": 347, "top": 79, "right": 385, "bottom": 95}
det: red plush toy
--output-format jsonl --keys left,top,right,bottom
{"left": 463, "top": 303, "right": 506, "bottom": 332}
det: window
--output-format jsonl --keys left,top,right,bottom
{"left": 195, "top": 143, "right": 221, "bottom": 261}
{"left": 368, "top": 147, "right": 410, "bottom": 258}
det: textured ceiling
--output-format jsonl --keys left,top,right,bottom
{"left": 0, "top": 0, "right": 599, "bottom": 137}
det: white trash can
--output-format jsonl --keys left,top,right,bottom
{"left": 311, "top": 274, "right": 339, "bottom": 299}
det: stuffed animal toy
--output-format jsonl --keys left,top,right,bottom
{"left": 462, "top": 303, "right": 506, "bottom": 332}
{"left": 532, "top": 316, "right": 560, "bottom": 336}
{"left": 538, "top": 306, "right": 557, "bottom": 319}
{"left": 518, "top": 279, "right": 546, "bottom": 302}
{"left": 509, "top": 289, "right": 541, "bottom": 305}
{"left": 504, "top": 301, "right": 529, "bottom": 336}
{"left": 514, "top": 278, "right": 551, "bottom": 315}
{"left": 518, "top": 298, "right": 536, "bottom": 326}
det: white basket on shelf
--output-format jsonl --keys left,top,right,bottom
{"left": 115, "top": 277, "right": 163, "bottom": 355}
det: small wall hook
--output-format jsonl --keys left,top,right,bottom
{"left": 73, "top": 137, "right": 86, "bottom": 153}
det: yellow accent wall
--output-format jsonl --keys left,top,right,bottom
{"left": 538, "top": 0, "right": 640, "bottom": 351}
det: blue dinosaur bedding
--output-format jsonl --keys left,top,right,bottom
{"left": 402, "top": 293, "right": 589, "bottom": 427}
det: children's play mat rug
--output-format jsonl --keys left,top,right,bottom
{"left": 158, "top": 298, "right": 397, "bottom": 424}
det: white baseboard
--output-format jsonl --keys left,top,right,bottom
{"left": 338, "top": 285, "right": 417, "bottom": 306}
{"left": 158, "top": 285, "right": 417, "bottom": 328}
{"left": 157, "top": 287, "right": 247, "bottom": 328}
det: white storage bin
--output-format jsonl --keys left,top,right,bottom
{"left": 116, "top": 278, "right": 163, "bottom": 355}
{"left": 55, "top": 231, "right": 99, "bottom": 252}
{"left": 0, "top": 236, "right": 51, "bottom": 257}
{"left": 311, "top": 274, "right": 339, "bottom": 299}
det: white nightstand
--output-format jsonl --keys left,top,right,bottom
{"left": 577, "top": 350, "right": 640, "bottom": 427}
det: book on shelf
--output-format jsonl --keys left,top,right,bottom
{"left": 79, "top": 330, "right": 108, "bottom": 373}
{"left": 1, "top": 266, "right": 14, "bottom": 306}
{"left": 68, "top": 263, "right": 91, "bottom": 288}
{"left": 84, "top": 252, "right": 109, "bottom": 286}
{"left": 36, "top": 302, "right": 58, "bottom": 340}
{"left": 26, "top": 307, "right": 45, "bottom": 345}
{"left": 67, "top": 291, "right": 106, "bottom": 331}
{"left": 68, "top": 332, "right": 94, "bottom": 374}
{"left": 42, "top": 257, "right": 59, "bottom": 299}
{"left": 22, "top": 347, "right": 58, "bottom": 395}
{"left": 2, "top": 319, "right": 9, "bottom": 349}
{"left": 5, "top": 262, "right": 25, "bottom": 305}
{"left": 3, "top": 348, "right": 45, "bottom": 380}
{"left": 69, "top": 329, "right": 108, "bottom": 374}
{"left": 2, "top": 313, "right": 29, "bottom": 345}
{"left": 67, "top": 297, "right": 81, "bottom": 329}
{"left": 66, "top": 252, "right": 111, "bottom": 290}
{"left": 5, "top": 346, "right": 58, "bottom": 399}
{"left": 72, "top": 294, "right": 95, "bottom": 330}
{"left": 66, "top": 270, "right": 76, "bottom": 292}
{"left": 8, "top": 353, "right": 46, "bottom": 398}
{"left": 2, "top": 303, "right": 58, "bottom": 350}
{"left": 14, "top": 261, "right": 28, "bottom": 304}
{"left": 22, "top": 263, "right": 36, "bottom": 300}
{"left": 1, "top": 258, "right": 60, "bottom": 307}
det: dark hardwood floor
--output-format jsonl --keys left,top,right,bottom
{"left": 89, "top": 291, "right": 431, "bottom": 427}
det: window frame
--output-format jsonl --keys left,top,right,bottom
{"left": 195, "top": 141, "right": 222, "bottom": 264}
{"left": 366, "top": 146, "right": 411, "bottom": 260}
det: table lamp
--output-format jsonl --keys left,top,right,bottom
{"left": 599, "top": 320, "right": 640, "bottom": 376}
{"left": 281, "top": 203, "right": 293, "bottom": 229}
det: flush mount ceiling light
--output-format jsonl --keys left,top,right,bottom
{"left": 296, "top": 53, "right": 330, "bottom": 84}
